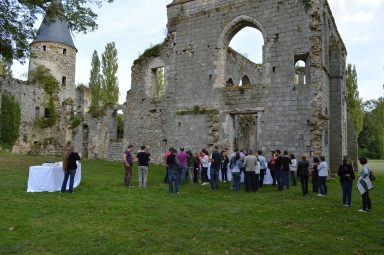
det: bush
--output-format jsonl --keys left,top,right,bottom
{"left": 0, "top": 94, "right": 21, "bottom": 149}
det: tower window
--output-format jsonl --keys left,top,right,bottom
{"left": 63, "top": 48, "right": 67, "bottom": 55}
{"left": 43, "top": 45, "right": 47, "bottom": 51}
{"left": 62, "top": 76, "right": 66, "bottom": 86}
{"left": 44, "top": 108, "right": 50, "bottom": 118}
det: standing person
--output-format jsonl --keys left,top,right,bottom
{"left": 357, "top": 157, "right": 373, "bottom": 212}
{"left": 258, "top": 150, "right": 267, "bottom": 187}
{"left": 281, "top": 151, "right": 291, "bottom": 189}
{"left": 194, "top": 152, "right": 201, "bottom": 183}
{"left": 186, "top": 151, "right": 195, "bottom": 184}
{"left": 221, "top": 150, "right": 229, "bottom": 182}
{"left": 268, "top": 151, "right": 277, "bottom": 186}
{"left": 210, "top": 146, "right": 222, "bottom": 190}
{"left": 297, "top": 154, "right": 309, "bottom": 195}
{"left": 230, "top": 152, "right": 242, "bottom": 191}
{"left": 338, "top": 156, "right": 355, "bottom": 207}
{"left": 254, "top": 155, "right": 261, "bottom": 192}
{"left": 163, "top": 148, "right": 172, "bottom": 184}
{"left": 177, "top": 147, "right": 188, "bottom": 184}
{"left": 136, "top": 145, "right": 151, "bottom": 188}
{"left": 317, "top": 156, "right": 328, "bottom": 196}
{"left": 312, "top": 157, "right": 320, "bottom": 193}
{"left": 275, "top": 150, "right": 284, "bottom": 191}
{"left": 200, "top": 149, "right": 210, "bottom": 185}
{"left": 289, "top": 154, "right": 297, "bottom": 187}
{"left": 243, "top": 150, "right": 257, "bottom": 192}
{"left": 167, "top": 148, "right": 180, "bottom": 193}
{"left": 123, "top": 145, "right": 134, "bottom": 187}
{"left": 61, "top": 145, "right": 80, "bottom": 193}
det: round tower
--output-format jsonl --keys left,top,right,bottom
{"left": 28, "top": 15, "right": 78, "bottom": 104}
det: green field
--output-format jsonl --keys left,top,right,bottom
{"left": 0, "top": 151, "right": 383, "bottom": 254}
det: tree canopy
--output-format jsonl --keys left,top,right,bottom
{"left": 101, "top": 42, "right": 119, "bottom": 106}
{"left": 345, "top": 64, "right": 363, "bottom": 135}
{"left": 0, "top": 0, "right": 113, "bottom": 63}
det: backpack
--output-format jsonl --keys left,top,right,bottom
{"left": 229, "top": 156, "right": 236, "bottom": 170}
{"left": 369, "top": 168, "right": 376, "bottom": 181}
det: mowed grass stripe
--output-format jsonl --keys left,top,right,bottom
{"left": 0, "top": 151, "right": 383, "bottom": 254}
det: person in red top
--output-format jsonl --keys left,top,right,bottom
{"left": 268, "top": 151, "right": 277, "bottom": 187}
{"left": 163, "top": 148, "right": 172, "bottom": 184}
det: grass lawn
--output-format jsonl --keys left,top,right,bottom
{"left": 0, "top": 151, "right": 383, "bottom": 254}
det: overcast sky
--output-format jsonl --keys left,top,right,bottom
{"left": 12, "top": 0, "right": 384, "bottom": 103}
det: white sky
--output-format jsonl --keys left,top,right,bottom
{"left": 12, "top": 0, "right": 384, "bottom": 103}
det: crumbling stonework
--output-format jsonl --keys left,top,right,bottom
{"left": 0, "top": 15, "right": 124, "bottom": 161}
{"left": 125, "top": 0, "right": 352, "bottom": 171}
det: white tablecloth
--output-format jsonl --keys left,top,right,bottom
{"left": 27, "top": 162, "right": 81, "bottom": 192}
{"left": 208, "top": 165, "right": 273, "bottom": 184}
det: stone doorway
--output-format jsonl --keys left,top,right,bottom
{"left": 228, "top": 110, "right": 262, "bottom": 152}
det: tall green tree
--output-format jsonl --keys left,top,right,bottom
{"left": 101, "top": 42, "right": 119, "bottom": 105}
{"left": 0, "top": 94, "right": 21, "bottom": 149}
{"left": 89, "top": 50, "right": 102, "bottom": 108}
{"left": 0, "top": 0, "right": 113, "bottom": 63}
{"left": 359, "top": 99, "right": 384, "bottom": 159}
{"left": 345, "top": 64, "right": 363, "bottom": 135}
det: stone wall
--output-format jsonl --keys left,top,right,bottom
{"left": 125, "top": 0, "right": 350, "bottom": 168}
{"left": 29, "top": 42, "right": 77, "bottom": 104}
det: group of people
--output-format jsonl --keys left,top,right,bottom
{"left": 122, "top": 144, "right": 374, "bottom": 212}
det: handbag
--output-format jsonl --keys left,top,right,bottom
{"left": 369, "top": 169, "right": 376, "bottom": 181}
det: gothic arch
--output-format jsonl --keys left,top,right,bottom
{"left": 215, "top": 15, "right": 268, "bottom": 88}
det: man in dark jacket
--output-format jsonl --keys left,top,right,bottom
{"left": 210, "top": 146, "right": 222, "bottom": 191}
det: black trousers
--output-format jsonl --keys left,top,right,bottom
{"left": 259, "top": 169, "right": 266, "bottom": 187}
{"left": 362, "top": 191, "right": 372, "bottom": 211}
{"left": 245, "top": 171, "right": 256, "bottom": 192}
{"left": 300, "top": 175, "right": 309, "bottom": 195}
{"left": 270, "top": 169, "right": 276, "bottom": 186}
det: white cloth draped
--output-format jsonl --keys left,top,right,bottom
{"left": 207, "top": 164, "right": 273, "bottom": 184}
{"left": 27, "top": 162, "right": 81, "bottom": 192}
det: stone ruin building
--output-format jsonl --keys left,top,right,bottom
{"left": 125, "top": 0, "right": 358, "bottom": 171}
{"left": 0, "top": 13, "right": 123, "bottom": 160}
{"left": 0, "top": 0, "right": 358, "bottom": 171}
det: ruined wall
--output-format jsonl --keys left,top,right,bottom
{"left": 226, "top": 48, "right": 262, "bottom": 86}
{"left": 0, "top": 76, "right": 71, "bottom": 155}
{"left": 125, "top": 0, "right": 350, "bottom": 166}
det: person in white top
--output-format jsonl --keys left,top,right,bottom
{"left": 243, "top": 150, "right": 258, "bottom": 192}
{"left": 289, "top": 154, "right": 297, "bottom": 186}
{"left": 199, "top": 149, "right": 210, "bottom": 185}
{"left": 317, "top": 156, "right": 328, "bottom": 196}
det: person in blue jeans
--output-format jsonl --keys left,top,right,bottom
{"left": 230, "top": 153, "right": 242, "bottom": 191}
{"left": 61, "top": 145, "right": 80, "bottom": 193}
{"left": 166, "top": 148, "right": 180, "bottom": 193}
{"left": 338, "top": 156, "right": 355, "bottom": 207}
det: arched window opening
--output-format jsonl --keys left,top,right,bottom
{"left": 241, "top": 75, "right": 251, "bottom": 86}
{"left": 229, "top": 27, "right": 263, "bottom": 64}
{"left": 35, "top": 106, "right": 40, "bottom": 120}
{"left": 117, "top": 113, "right": 124, "bottom": 140}
{"left": 226, "top": 78, "right": 234, "bottom": 86}
{"left": 294, "top": 60, "right": 306, "bottom": 86}
{"left": 154, "top": 67, "right": 165, "bottom": 98}
{"left": 225, "top": 26, "right": 263, "bottom": 87}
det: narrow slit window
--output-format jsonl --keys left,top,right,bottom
{"left": 62, "top": 76, "right": 66, "bottom": 86}
{"left": 63, "top": 48, "right": 67, "bottom": 55}
{"left": 43, "top": 45, "right": 47, "bottom": 51}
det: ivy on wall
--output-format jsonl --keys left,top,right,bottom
{"left": 0, "top": 94, "right": 21, "bottom": 149}
{"left": 302, "top": 0, "right": 311, "bottom": 10}
{"left": 29, "top": 65, "right": 59, "bottom": 128}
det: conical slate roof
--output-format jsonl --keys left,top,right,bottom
{"left": 32, "top": 15, "right": 77, "bottom": 50}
